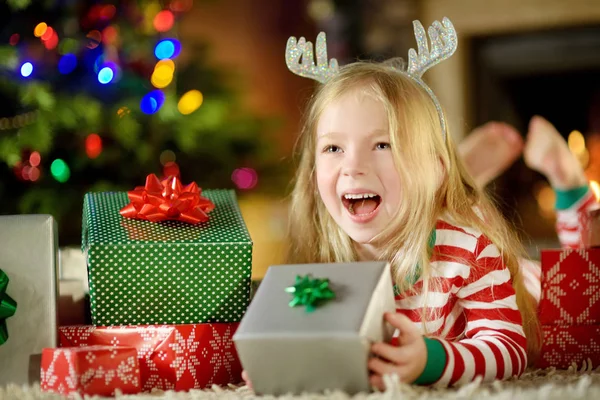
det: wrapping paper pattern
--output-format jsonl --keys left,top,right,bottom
{"left": 539, "top": 249, "right": 600, "bottom": 325}
{"left": 40, "top": 345, "right": 140, "bottom": 396}
{"left": 537, "top": 325, "right": 600, "bottom": 369}
{"left": 82, "top": 190, "right": 252, "bottom": 326}
{"left": 59, "top": 323, "right": 242, "bottom": 392}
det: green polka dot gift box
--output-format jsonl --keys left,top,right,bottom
{"left": 82, "top": 190, "right": 253, "bottom": 326}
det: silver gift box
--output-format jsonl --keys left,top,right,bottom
{"left": 0, "top": 215, "right": 58, "bottom": 386}
{"left": 233, "top": 261, "right": 395, "bottom": 395}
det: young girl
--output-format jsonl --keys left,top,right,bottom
{"left": 279, "top": 18, "right": 540, "bottom": 389}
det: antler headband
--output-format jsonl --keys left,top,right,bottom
{"left": 285, "top": 17, "right": 457, "bottom": 141}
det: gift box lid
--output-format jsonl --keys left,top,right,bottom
{"left": 234, "top": 261, "right": 393, "bottom": 337}
{"left": 82, "top": 190, "right": 252, "bottom": 248}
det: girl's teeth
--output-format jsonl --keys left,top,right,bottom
{"left": 344, "top": 193, "right": 377, "bottom": 199}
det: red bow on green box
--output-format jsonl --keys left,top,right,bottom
{"left": 120, "top": 174, "right": 215, "bottom": 224}
{"left": 0, "top": 269, "right": 17, "bottom": 346}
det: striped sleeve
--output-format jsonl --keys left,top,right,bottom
{"left": 555, "top": 188, "right": 598, "bottom": 248}
{"left": 432, "top": 234, "right": 527, "bottom": 387}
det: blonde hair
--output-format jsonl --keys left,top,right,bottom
{"left": 286, "top": 61, "right": 541, "bottom": 362}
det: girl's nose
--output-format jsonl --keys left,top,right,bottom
{"left": 342, "top": 150, "right": 368, "bottom": 177}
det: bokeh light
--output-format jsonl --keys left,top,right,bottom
{"left": 50, "top": 159, "right": 70, "bottom": 183}
{"left": 151, "top": 62, "right": 175, "bottom": 88}
{"left": 232, "top": 167, "right": 258, "bottom": 190}
{"left": 154, "top": 39, "right": 181, "bottom": 60}
{"left": 85, "top": 133, "right": 103, "bottom": 159}
{"left": 9, "top": 33, "right": 20, "bottom": 46}
{"left": 155, "top": 40, "right": 174, "bottom": 59}
{"left": 29, "top": 151, "right": 41, "bottom": 167}
{"left": 20, "top": 62, "right": 33, "bottom": 78}
{"left": 155, "top": 59, "right": 175, "bottom": 72}
{"left": 170, "top": 0, "right": 193, "bottom": 12}
{"left": 117, "top": 106, "right": 130, "bottom": 118}
{"left": 29, "top": 166, "right": 40, "bottom": 182}
{"left": 140, "top": 90, "right": 166, "bottom": 114}
{"left": 41, "top": 26, "right": 54, "bottom": 41}
{"left": 58, "top": 38, "right": 79, "bottom": 54}
{"left": 100, "top": 5, "right": 116, "bottom": 20}
{"left": 22, "top": 165, "right": 31, "bottom": 181}
{"left": 534, "top": 182, "right": 556, "bottom": 218}
{"left": 178, "top": 90, "right": 203, "bottom": 115}
{"left": 568, "top": 130, "right": 586, "bottom": 154}
{"left": 308, "top": 0, "right": 335, "bottom": 22}
{"left": 98, "top": 67, "right": 114, "bottom": 84}
{"left": 103, "top": 26, "right": 118, "bottom": 45}
{"left": 160, "top": 150, "right": 176, "bottom": 165}
{"left": 154, "top": 10, "right": 175, "bottom": 32}
{"left": 87, "top": 30, "right": 102, "bottom": 49}
{"left": 591, "top": 180, "right": 600, "bottom": 202}
{"left": 163, "top": 161, "right": 180, "bottom": 178}
{"left": 43, "top": 31, "right": 59, "bottom": 50}
{"left": 34, "top": 22, "right": 48, "bottom": 37}
{"left": 58, "top": 53, "right": 77, "bottom": 74}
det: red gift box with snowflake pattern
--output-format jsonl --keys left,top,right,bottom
{"left": 40, "top": 345, "right": 141, "bottom": 397}
{"left": 539, "top": 249, "right": 600, "bottom": 325}
{"left": 58, "top": 323, "right": 242, "bottom": 392}
{"left": 537, "top": 325, "right": 600, "bottom": 369}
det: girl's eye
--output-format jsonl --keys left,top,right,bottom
{"left": 323, "top": 145, "right": 342, "bottom": 153}
{"left": 375, "top": 142, "right": 390, "bottom": 150}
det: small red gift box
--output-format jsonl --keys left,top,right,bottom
{"left": 539, "top": 249, "right": 600, "bottom": 325}
{"left": 59, "top": 323, "right": 242, "bottom": 392}
{"left": 537, "top": 325, "right": 600, "bottom": 369}
{"left": 40, "top": 345, "right": 141, "bottom": 397}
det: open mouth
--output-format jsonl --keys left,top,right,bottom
{"left": 341, "top": 193, "right": 382, "bottom": 216}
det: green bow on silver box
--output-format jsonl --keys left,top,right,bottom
{"left": 0, "top": 269, "right": 17, "bottom": 345}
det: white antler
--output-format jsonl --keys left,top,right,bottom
{"left": 286, "top": 32, "right": 339, "bottom": 84}
{"left": 406, "top": 17, "right": 457, "bottom": 78}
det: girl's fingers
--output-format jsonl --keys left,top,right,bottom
{"left": 371, "top": 341, "right": 411, "bottom": 364}
{"left": 385, "top": 313, "right": 421, "bottom": 346}
{"left": 368, "top": 357, "right": 399, "bottom": 376}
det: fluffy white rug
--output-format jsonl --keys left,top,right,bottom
{"left": 2, "top": 363, "right": 600, "bottom": 400}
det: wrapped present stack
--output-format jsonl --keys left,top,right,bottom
{"left": 537, "top": 248, "right": 600, "bottom": 369}
{"left": 41, "top": 174, "right": 251, "bottom": 397}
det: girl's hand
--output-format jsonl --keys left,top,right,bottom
{"left": 368, "top": 313, "right": 427, "bottom": 390}
{"left": 241, "top": 369, "right": 253, "bottom": 390}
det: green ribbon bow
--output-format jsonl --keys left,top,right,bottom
{"left": 0, "top": 269, "right": 17, "bottom": 345}
{"left": 285, "top": 274, "right": 335, "bottom": 312}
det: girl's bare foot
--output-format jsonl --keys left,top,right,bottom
{"left": 523, "top": 116, "right": 588, "bottom": 190}
{"left": 458, "top": 121, "right": 524, "bottom": 188}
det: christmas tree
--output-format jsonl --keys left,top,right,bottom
{"left": 0, "top": 0, "right": 285, "bottom": 244}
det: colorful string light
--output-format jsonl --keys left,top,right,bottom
{"left": 140, "top": 90, "right": 165, "bottom": 114}
{"left": 231, "top": 167, "right": 258, "bottom": 190}
{"left": 154, "top": 10, "right": 175, "bottom": 32}
{"left": 9, "top": 33, "right": 19, "bottom": 46}
{"left": 20, "top": 62, "right": 33, "bottom": 78}
{"left": 178, "top": 90, "right": 203, "bottom": 115}
{"left": 50, "top": 159, "right": 70, "bottom": 183}
{"left": 58, "top": 54, "right": 77, "bottom": 74}
{"left": 85, "top": 134, "right": 103, "bottom": 158}
{"left": 154, "top": 39, "right": 181, "bottom": 60}
{"left": 98, "top": 67, "right": 114, "bottom": 84}
{"left": 34, "top": 22, "right": 48, "bottom": 37}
